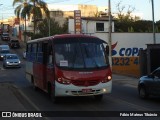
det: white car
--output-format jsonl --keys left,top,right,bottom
{"left": 3, "top": 54, "right": 21, "bottom": 68}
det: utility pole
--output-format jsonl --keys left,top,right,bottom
{"left": 48, "top": 11, "right": 50, "bottom": 36}
{"left": 24, "top": 16, "right": 27, "bottom": 43}
{"left": 151, "top": 0, "right": 156, "bottom": 44}
{"left": 0, "top": 4, "right": 3, "bottom": 29}
{"left": 33, "top": 0, "right": 36, "bottom": 35}
{"left": 108, "top": 0, "right": 112, "bottom": 69}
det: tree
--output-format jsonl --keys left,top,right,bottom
{"left": 35, "top": 18, "right": 68, "bottom": 38}
{"left": 155, "top": 21, "right": 160, "bottom": 32}
{"left": 13, "top": 0, "right": 33, "bottom": 42}
{"left": 114, "top": 1, "right": 154, "bottom": 32}
{"left": 30, "top": 0, "right": 49, "bottom": 34}
{"left": 115, "top": 1, "right": 135, "bottom": 22}
{"left": 13, "top": 0, "right": 49, "bottom": 36}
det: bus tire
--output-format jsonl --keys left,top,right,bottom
{"left": 48, "top": 83, "right": 58, "bottom": 103}
{"left": 32, "top": 76, "right": 38, "bottom": 91}
{"left": 94, "top": 95, "right": 103, "bottom": 101}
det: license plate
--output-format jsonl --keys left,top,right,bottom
{"left": 82, "top": 89, "right": 92, "bottom": 93}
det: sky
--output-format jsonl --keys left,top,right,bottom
{"left": 0, "top": 0, "right": 160, "bottom": 21}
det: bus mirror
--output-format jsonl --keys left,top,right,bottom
{"left": 106, "top": 46, "right": 109, "bottom": 55}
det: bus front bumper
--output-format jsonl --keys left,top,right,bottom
{"left": 54, "top": 80, "right": 112, "bottom": 97}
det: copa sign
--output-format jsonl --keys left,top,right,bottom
{"left": 112, "top": 42, "right": 143, "bottom": 56}
{"left": 119, "top": 47, "right": 143, "bottom": 56}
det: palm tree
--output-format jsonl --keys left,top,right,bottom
{"left": 30, "top": 0, "right": 50, "bottom": 34}
{"left": 13, "top": 0, "right": 49, "bottom": 38}
{"left": 13, "top": 0, "right": 33, "bottom": 42}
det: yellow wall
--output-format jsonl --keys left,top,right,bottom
{"left": 112, "top": 57, "right": 140, "bottom": 77}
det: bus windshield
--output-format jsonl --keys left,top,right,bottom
{"left": 55, "top": 38, "right": 109, "bottom": 70}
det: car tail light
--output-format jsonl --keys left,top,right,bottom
{"left": 101, "top": 76, "right": 112, "bottom": 83}
{"left": 56, "top": 77, "right": 71, "bottom": 85}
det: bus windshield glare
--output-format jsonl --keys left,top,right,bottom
{"left": 55, "top": 38, "right": 109, "bottom": 69}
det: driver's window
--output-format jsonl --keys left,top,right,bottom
{"left": 154, "top": 70, "right": 160, "bottom": 78}
{"left": 47, "top": 45, "right": 53, "bottom": 65}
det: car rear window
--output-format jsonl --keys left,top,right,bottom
{"left": 3, "top": 33, "right": 9, "bottom": 36}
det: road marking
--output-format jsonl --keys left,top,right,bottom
{"left": 106, "top": 96, "right": 153, "bottom": 111}
{"left": 0, "top": 67, "right": 6, "bottom": 70}
{"left": 123, "top": 84, "right": 137, "bottom": 88}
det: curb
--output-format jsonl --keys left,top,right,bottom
{"left": 10, "top": 84, "right": 49, "bottom": 120}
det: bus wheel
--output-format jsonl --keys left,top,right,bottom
{"left": 48, "top": 84, "right": 58, "bottom": 103}
{"left": 32, "top": 76, "right": 38, "bottom": 91}
{"left": 33, "top": 84, "right": 38, "bottom": 91}
{"left": 94, "top": 95, "right": 103, "bottom": 101}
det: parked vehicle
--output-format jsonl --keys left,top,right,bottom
{"left": 3, "top": 54, "right": 21, "bottom": 68}
{"left": 1, "top": 32, "right": 10, "bottom": 41}
{"left": 0, "top": 45, "right": 10, "bottom": 60}
{"left": 138, "top": 67, "right": 160, "bottom": 99}
{"left": 9, "top": 39, "right": 20, "bottom": 48}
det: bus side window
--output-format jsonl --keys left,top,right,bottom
{"left": 27, "top": 44, "right": 32, "bottom": 61}
{"left": 32, "top": 43, "right": 37, "bottom": 61}
{"left": 37, "top": 43, "right": 43, "bottom": 63}
{"left": 48, "top": 45, "right": 53, "bottom": 65}
{"left": 42, "top": 42, "right": 48, "bottom": 65}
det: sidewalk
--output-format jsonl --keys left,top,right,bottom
{"left": 0, "top": 83, "right": 45, "bottom": 119}
{"left": 113, "top": 74, "right": 139, "bottom": 88}
{"left": 0, "top": 83, "right": 26, "bottom": 111}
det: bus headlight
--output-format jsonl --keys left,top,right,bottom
{"left": 108, "top": 76, "right": 112, "bottom": 80}
{"left": 103, "top": 88, "right": 107, "bottom": 92}
{"left": 101, "top": 76, "right": 112, "bottom": 83}
{"left": 57, "top": 77, "right": 71, "bottom": 85}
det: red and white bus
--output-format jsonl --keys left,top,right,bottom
{"left": 25, "top": 34, "right": 112, "bottom": 102}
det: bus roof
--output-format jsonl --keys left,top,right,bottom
{"left": 27, "top": 34, "right": 105, "bottom": 44}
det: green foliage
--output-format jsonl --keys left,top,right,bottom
{"left": 23, "top": 31, "right": 34, "bottom": 37}
{"left": 155, "top": 20, "right": 160, "bottom": 32}
{"left": 13, "top": 0, "right": 49, "bottom": 19}
{"left": 115, "top": 20, "right": 160, "bottom": 33}
{"left": 36, "top": 18, "right": 68, "bottom": 37}
{"left": 128, "top": 27, "right": 134, "bottom": 32}
{"left": 114, "top": 1, "right": 160, "bottom": 33}
{"left": 31, "top": 33, "right": 44, "bottom": 39}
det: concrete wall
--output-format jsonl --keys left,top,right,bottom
{"left": 94, "top": 33, "right": 160, "bottom": 77}
{"left": 68, "top": 19, "right": 114, "bottom": 34}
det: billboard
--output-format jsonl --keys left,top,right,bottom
{"left": 74, "top": 10, "right": 81, "bottom": 34}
